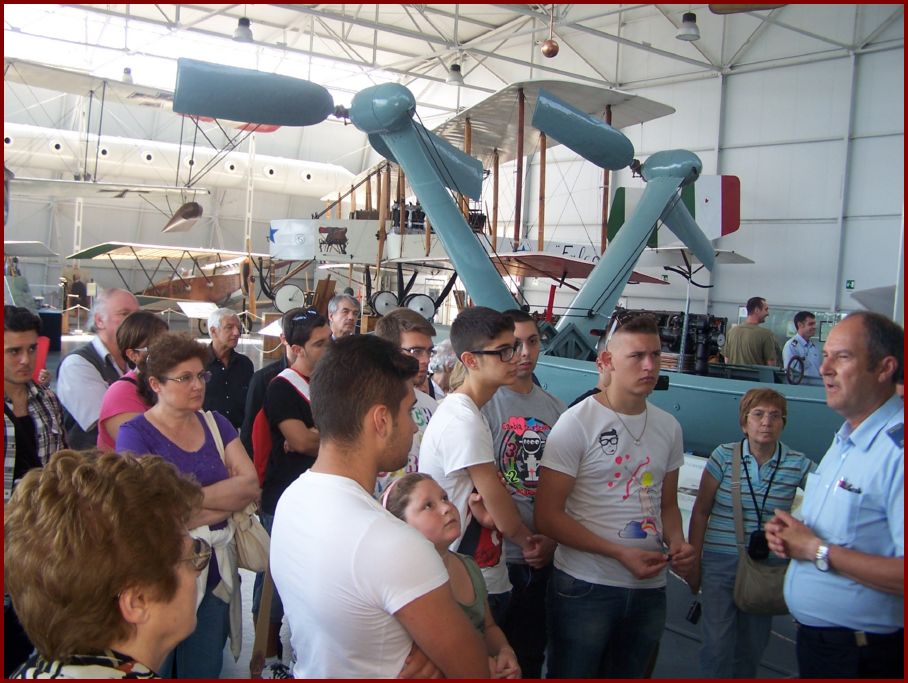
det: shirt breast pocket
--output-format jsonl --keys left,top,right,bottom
{"left": 821, "top": 485, "right": 862, "bottom": 545}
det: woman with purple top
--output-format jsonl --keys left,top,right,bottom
{"left": 116, "top": 332, "right": 260, "bottom": 679}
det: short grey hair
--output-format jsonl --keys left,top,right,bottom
{"left": 429, "top": 338, "right": 457, "bottom": 373}
{"left": 327, "top": 294, "right": 360, "bottom": 316}
{"left": 207, "top": 307, "right": 240, "bottom": 332}
{"left": 89, "top": 288, "right": 135, "bottom": 334}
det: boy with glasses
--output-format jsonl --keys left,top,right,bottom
{"left": 480, "top": 309, "right": 566, "bottom": 677}
{"left": 419, "top": 307, "right": 541, "bottom": 624}
{"left": 373, "top": 308, "right": 439, "bottom": 497}
{"left": 535, "top": 312, "right": 694, "bottom": 678}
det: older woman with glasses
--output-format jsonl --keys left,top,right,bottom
{"left": 5, "top": 449, "right": 205, "bottom": 678}
{"left": 116, "top": 332, "right": 259, "bottom": 679}
{"left": 97, "top": 311, "right": 169, "bottom": 451}
{"left": 687, "top": 388, "right": 815, "bottom": 677}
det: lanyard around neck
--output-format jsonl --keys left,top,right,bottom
{"left": 741, "top": 438, "right": 781, "bottom": 527}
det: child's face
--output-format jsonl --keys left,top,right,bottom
{"left": 403, "top": 480, "right": 461, "bottom": 547}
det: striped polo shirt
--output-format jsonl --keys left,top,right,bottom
{"left": 703, "top": 440, "right": 814, "bottom": 555}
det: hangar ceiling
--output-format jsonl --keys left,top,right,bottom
{"left": 7, "top": 5, "right": 904, "bottom": 103}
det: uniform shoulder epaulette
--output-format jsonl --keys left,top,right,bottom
{"left": 886, "top": 423, "right": 903, "bottom": 449}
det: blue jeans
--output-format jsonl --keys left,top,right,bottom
{"left": 159, "top": 587, "right": 230, "bottom": 678}
{"left": 545, "top": 567, "right": 666, "bottom": 678}
{"left": 251, "top": 512, "right": 284, "bottom": 626}
{"left": 698, "top": 550, "right": 773, "bottom": 678}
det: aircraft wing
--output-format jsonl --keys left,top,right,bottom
{"left": 636, "top": 246, "right": 754, "bottom": 269}
{"left": 67, "top": 241, "right": 270, "bottom": 264}
{"left": 491, "top": 251, "right": 667, "bottom": 285}
{"left": 4, "top": 57, "right": 280, "bottom": 133}
{"left": 4, "top": 241, "right": 59, "bottom": 258}
{"left": 5, "top": 57, "right": 175, "bottom": 109}
{"left": 9, "top": 177, "right": 209, "bottom": 199}
{"left": 433, "top": 80, "right": 675, "bottom": 165}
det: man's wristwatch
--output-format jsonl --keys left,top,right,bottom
{"left": 814, "top": 543, "right": 831, "bottom": 572}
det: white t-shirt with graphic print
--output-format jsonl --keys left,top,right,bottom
{"left": 541, "top": 395, "right": 684, "bottom": 589}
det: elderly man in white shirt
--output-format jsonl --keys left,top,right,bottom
{"left": 56, "top": 288, "right": 139, "bottom": 448}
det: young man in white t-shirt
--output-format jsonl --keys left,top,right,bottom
{"left": 373, "top": 307, "right": 438, "bottom": 497}
{"left": 535, "top": 313, "right": 695, "bottom": 678}
{"left": 270, "top": 335, "right": 488, "bottom": 679}
{"left": 419, "top": 306, "right": 541, "bottom": 625}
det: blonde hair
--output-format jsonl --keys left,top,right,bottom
{"left": 447, "top": 360, "right": 468, "bottom": 391}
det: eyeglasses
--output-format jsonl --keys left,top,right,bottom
{"left": 132, "top": 346, "right": 149, "bottom": 354}
{"left": 748, "top": 409, "right": 785, "bottom": 422}
{"left": 183, "top": 537, "right": 212, "bottom": 572}
{"left": 467, "top": 342, "right": 520, "bottom": 363}
{"left": 402, "top": 346, "right": 435, "bottom": 359}
{"left": 161, "top": 370, "right": 212, "bottom": 385}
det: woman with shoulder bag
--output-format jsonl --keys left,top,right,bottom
{"left": 687, "top": 388, "right": 814, "bottom": 678}
{"left": 116, "top": 332, "right": 260, "bottom": 679}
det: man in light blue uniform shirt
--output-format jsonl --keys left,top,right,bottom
{"left": 782, "top": 311, "right": 822, "bottom": 385}
{"left": 765, "top": 311, "right": 903, "bottom": 678}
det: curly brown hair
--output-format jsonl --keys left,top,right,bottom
{"left": 136, "top": 331, "right": 209, "bottom": 404}
{"left": 3, "top": 449, "right": 203, "bottom": 662}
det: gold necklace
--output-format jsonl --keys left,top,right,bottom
{"left": 602, "top": 390, "right": 648, "bottom": 446}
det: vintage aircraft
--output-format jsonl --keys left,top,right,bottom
{"left": 175, "top": 59, "right": 842, "bottom": 459}
{"left": 62, "top": 240, "right": 299, "bottom": 331}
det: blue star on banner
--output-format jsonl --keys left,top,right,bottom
{"left": 267, "top": 226, "right": 278, "bottom": 243}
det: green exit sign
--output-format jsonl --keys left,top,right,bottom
{"left": 845, "top": 280, "right": 855, "bottom": 290}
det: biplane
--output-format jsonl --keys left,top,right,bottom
{"left": 170, "top": 58, "right": 842, "bottom": 462}
{"left": 64, "top": 241, "right": 290, "bottom": 328}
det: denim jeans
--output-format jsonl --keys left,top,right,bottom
{"left": 251, "top": 512, "right": 284, "bottom": 625}
{"left": 159, "top": 587, "right": 230, "bottom": 678}
{"left": 698, "top": 550, "right": 773, "bottom": 678}
{"left": 502, "top": 562, "right": 551, "bottom": 678}
{"left": 545, "top": 567, "right": 666, "bottom": 678}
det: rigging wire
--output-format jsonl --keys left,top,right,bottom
{"left": 411, "top": 109, "right": 532, "bottom": 310}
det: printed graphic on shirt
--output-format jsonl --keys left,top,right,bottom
{"left": 495, "top": 415, "right": 555, "bottom": 498}
{"left": 599, "top": 431, "right": 661, "bottom": 541}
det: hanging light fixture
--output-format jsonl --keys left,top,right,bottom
{"left": 541, "top": 5, "right": 559, "bottom": 58}
{"left": 676, "top": 12, "right": 700, "bottom": 41}
{"left": 446, "top": 62, "right": 464, "bottom": 85}
{"left": 233, "top": 16, "right": 253, "bottom": 42}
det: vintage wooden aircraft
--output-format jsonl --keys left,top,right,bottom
{"left": 63, "top": 241, "right": 289, "bottom": 328}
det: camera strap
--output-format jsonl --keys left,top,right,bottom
{"left": 740, "top": 438, "right": 782, "bottom": 529}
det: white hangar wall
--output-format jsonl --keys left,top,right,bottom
{"left": 508, "top": 13, "right": 903, "bottom": 324}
